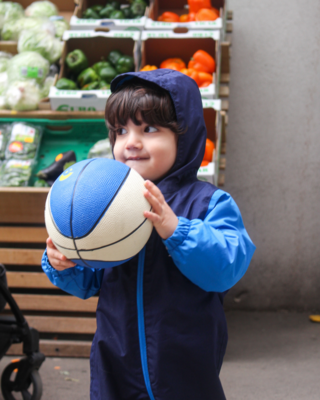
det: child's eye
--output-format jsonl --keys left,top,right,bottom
{"left": 145, "top": 126, "right": 157, "bottom": 133}
{"left": 117, "top": 128, "right": 127, "bottom": 135}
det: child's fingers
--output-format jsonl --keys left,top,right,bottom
{"left": 144, "top": 180, "right": 165, "bottom": 203}
{"left": 144, "top": 210, "right": 161, "bottom": 224}
{"left": 144, "top": 189, "right": 163, "bottom": 216}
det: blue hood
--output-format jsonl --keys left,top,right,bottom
{"left": 111, "top": 69, "right": 207, "bottom": 194}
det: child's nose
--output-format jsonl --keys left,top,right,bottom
{"left": 125, "top": 132, "right": 143, "bottom": 149}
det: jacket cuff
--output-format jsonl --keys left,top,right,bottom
{"left": 163, "top": 216, "right": 191, "bottom": 251}
{"left": 41, "top": 249, "right": 71, "bottom": 277}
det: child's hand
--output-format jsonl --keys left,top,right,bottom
{"left": 143, "top": 180, "right": 178, "bottom": 240}
{"left": 46, "top": 237, "right": 76, "bottom": 271}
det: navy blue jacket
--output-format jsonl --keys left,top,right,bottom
{"left": 42, "top": 70, "right": 255, "bottom": 400}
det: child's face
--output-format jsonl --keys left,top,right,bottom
{"left": 113, "top": 116, "right": 178, "bottom": 181}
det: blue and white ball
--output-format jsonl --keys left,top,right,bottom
{"left": 45, "top": 158, "right": 153, "bottom": 269}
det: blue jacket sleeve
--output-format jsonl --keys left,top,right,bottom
{"left": 41, "top": 250, "right": 104, "bottom": 299}
{"left": 163, "top": 189, "right": 256, "bottom": 292}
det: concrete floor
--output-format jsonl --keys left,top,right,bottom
{"left": 0, "top": 311, "right": 319, "bottom": 400}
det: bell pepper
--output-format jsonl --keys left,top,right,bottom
{"left": 188, "top": 50, "right": 215, "bottom": 74}
{"left": 188, "top": 0, "right": 212, "bottom": 14}
{"left": 131, "top": 0, "right": 147, "bottom": 17}
{"left": 55, "top": 78, "right": 77, "bottom": 90}
{"left": 197, "top": 71, "right": 213, "bottom": 86}
{"left": 195, "top": 8, "right": 219, "bottom": 21}
{"left": 92, "top": 61, "right": 112, "bottom": 75}
{"left": 66, "top": 49, "right": 89, "bottom": 75}
{"left": 110, "top": 10, "right": 125, "bottom": 19}
{"left": 108, "top": 1, "right": 121, "bottom": 10}
{"left": 82, "top": 7, "right": 100, "bottom": 19}
{"left": 98, "top": 80, "right": 110, "bottom": 89}
{"left": 82, "top": 81, "right": 100, "bottom": 90}
{"left": 203, "top": 138, "right": 215, "bottom": 162}
{"left": 122, "top": 7, "right": 132, "bottom": 18}
{"left": 99, "top": 4, "right": 115, "bottom": 18}
{"left": 116, "top": 55, "right": 134, "bottom": 74}
{"left": 179, "top": 68, "right": 201, "bottom": 86}
{"left": 140, "top": 65, "right": 158, "bottom": 71}
{"left": 160, "top": 58, "right": 186, "bottom": 71}
{"left": 92, "top": 5, "right": 103, "bottom": 13}
{"left": 77, "top": 67, "right": 100, "bottom": 88}
{"left": 108, "top": 50, "right": 123, "bottom": 67}
{"left": 188, "top": 12, "right": 196, "bottom": 21}
{"left": 180, "top": 14, "right": 189, "bottom": 22}
{"left": 99, "top": 65, "right": 118, "bottom": 83}
{"left": 157, "top": 11, "right": 180, "bottom": 22}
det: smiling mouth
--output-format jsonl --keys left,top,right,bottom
{"left": 126, "top": 157, "right": 148, "bottom": 161}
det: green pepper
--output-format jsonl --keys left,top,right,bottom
{"left": 98, "top": 80, "right": 110, "bottom": 89}
{"left": 77, "top": 68, "right": 100, "bottom": 88}
{"left": 55, "top": 78, "right": 77, "bottom": 90}
{"left": 82, "top": 81, "right": 100, "bottom": 90}
{"left": 92, "top": 5, "right": 103, "bottom": 13}
{"left": 99, "top": 66, "right": 117, "bottom": 83}
{"left": 107, "top": 1, "right": 121, "bottom": 10}
{"left": 66, "top": 49, "right": 89, "bottom": 75}
{"left": 122, "top": 7, "right": 132, "bottom": 19}
{"left": 109, "top": 10, "right": 125, "bottom": 19}
{"left": 99, "top": 4, "right": 115, "bottom": 18}
{"left": 108, "top": 50, "right": 123, "bottom": 67}
{"left": 130, "top": 0, "right": 147, "bottom": 17}
{"left": 92, "top": 61, "right": 112, "bottom": 75}
{"left": 82, "top": 7, "right": 100, "bottom": 19}
{"left": 116, "top": 55, "right": 134, "bottom": 74}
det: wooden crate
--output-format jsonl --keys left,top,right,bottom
{"left": 0, "top": 188, "right": 97, "bottom": 357}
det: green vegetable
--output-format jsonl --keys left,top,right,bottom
{"left": 99, "top": 4, "right": 115, "bottom": 18}
{"left": 36, "top": 150, "right": 76, "bottom": 181}
{"left": 56, "top": 78, "right": 77, "bottom": 90}
{"left": 66, "top": 49, "right": 88, "bottom": 75}
{"left": 77, "top": 67, "right": 100, "bottom": 88}
{"left": 108, "top": 50, "right": 123, "bottom": 67}
{"left": 87, "top": 138, "right": 112, "bottom": 159}
{"left": 25, "top": 1, "right": 58, "bottom": 18}
{"left": 52, "top": 18, "right": 70, "bottom": 39}
{"left": 109, "top": 10, "right": 125, "bottom": 19}
{"left": 0, "top": 124, "right": 9, "bottom": 160}
{"left": 0, "top": 2, "right": 24, "bottom": 30}
{"left": 82, "top": 7, "right": 100, "bottom": 19}
{"left": 98, "top": 80, "right": 110, "bottom": 89}
{"left": 130, "top": 0, "right": 147, "bottom": 17}
{"left": 92, "top": 61, "right": 112, "bottom": 75}
{"left": 116, "top": 55, "right": 134, "bottom": 74}
{"left": 7, "top": 52, "right": 49, "bottom": 85}
{"left": 82, "top": 81, "right": 100, "bottom": 90}
{"left": 40, "top": 76, "right": 55, "bottom": 98}
{"left": 1, "top": 17, "right": 56, "bottom": 41}
{"left": 122, "top": 7, "right": 132, "bottom": 18}
{"left": 5, "top": 80, "right": 41, "bottom": 111}
{"left": 0, "top": 159, "right": 33, "bottom": 187}
{"left": 34, "top": 179, "right": 49, "bottom": 187}
{"left": 99, "top": 65, "right": 117, "bottom": 83}
{"left": 108, "top": 1, "right": 121, "bottom": 10}
{"left": 6, "top": 123, "right": 43, "bottom": 160}
{"left": 63, "top": 161, "right": 76, "bottom": 170}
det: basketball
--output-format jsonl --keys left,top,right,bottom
{"left": 44, "top": 158, "right": 153, "bottom": 269}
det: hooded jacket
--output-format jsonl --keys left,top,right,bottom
{"left": 42, "top": 70, "right": 255, "bottom": 400}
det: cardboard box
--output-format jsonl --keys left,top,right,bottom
{"left": 197, "top": 99, "right": 222, "bottom": 185}
{"left": 140, "top": 30, "right": 220, "bottom": 99}
{"left": 49, "top": 30, "right": 141, "bottom": 112}
{"left": 70, "top": 0, "right": 148, "bottom": 31}
{"left": 145, "top": 0, "right": 227, "bottom": 37}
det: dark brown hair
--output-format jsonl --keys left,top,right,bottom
{"left": 105, "top": 79, "right": 184, "bottom": 146}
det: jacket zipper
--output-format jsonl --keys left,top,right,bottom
{"left": 137, "top": 246, "right": 156, "bottom": 400}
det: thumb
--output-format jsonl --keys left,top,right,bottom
{"left": 46, "top": 237, "right": 56, "bottom": 249}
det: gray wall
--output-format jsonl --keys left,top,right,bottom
{"left": 223, "top": 0, "right": 320, "bottom": 311}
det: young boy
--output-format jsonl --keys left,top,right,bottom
{"left": 42, "top": 69, "right": 255, "bottom": 400}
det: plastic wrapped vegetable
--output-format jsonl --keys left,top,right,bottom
{"left": 0, "top": 159, "right": 34, "bottom": 187}
{"left": 5, "top": 122, "right": 43, "bottom": 160}
{"left": 5, "top": 80, "right": 42, "bottom": 111}
{"left": 18, "top": 30, "right": 63, "bottom": 64}
{"left": 1, "top": 17, "right": 55, "bottom": 41}
{"left": 7, "top": 52, "right": 49, "bottom": 85}
{"left": 0, "top": 124, "right": 10, "bottom": 160}
{"left": 25, "top": 1, "right": 58, "bottom": 18}
{"left": 51, "top": 16, "right": 69, "bottom": 39}
{"left": 0, "top": 52, "right": 12, "bottom": 73}
{"left": 0, "top": 72, "right": 8, "bottom": 95}
{"left": 0, "top": 2, "right": 24, "bottom": 29}
{"left": 87, "top": 139, "right": 113, "bottom": 159}
{"left": 40, "top": 76, "right": 55, "bottom": 98}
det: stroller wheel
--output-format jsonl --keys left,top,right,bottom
{"left": 1, "top": 362, "right": 43, "bottom": 400}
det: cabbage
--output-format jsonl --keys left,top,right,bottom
{"left": 0, "top": 2, "right": 24, "bottom": 29}
{"left": 0, "top": 96, "right": 6, "bottom": 110}
{"left": 1, "top": 17, "right": 55, "bottom": 41}
{"left": 5, "top": 80, "right": 41, "bottom": 111}
{"left": 25, "top": 1, "right": 58, "bottom": 18}
{"left": 18, "top": 30, "right": 63, "bottom": 64}
{"left": 40, "top": 75, "right": 54, "bottom": 98}
{"left": 0, "top": 58, "right": 9, "bottom": 72}
{"left": 51, "top": 17, "right": 69, "bottom": 39}
{"left": 8, "top": 52, "right": 49, "bottom": 85}
{"left": 0, "top": 72, "right": 8, "bottom": 95}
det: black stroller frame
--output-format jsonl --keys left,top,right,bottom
{"left": 0, "top": 263, "right": 45, "bottom": 400}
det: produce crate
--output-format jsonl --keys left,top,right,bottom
{"left": 49, "top": 30, "right": 141, "bottom": 112}
{"left": 140, "top": 29, "right": 221, "bottom": 99}
{"left": 70, "top": 0, "right": 148, "bottom": 31}
{"left": 0, "top": 118, "right": 107, "bottom": 358}
{"left": 145, "top": 0, "right": 227, "bottom": 37}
